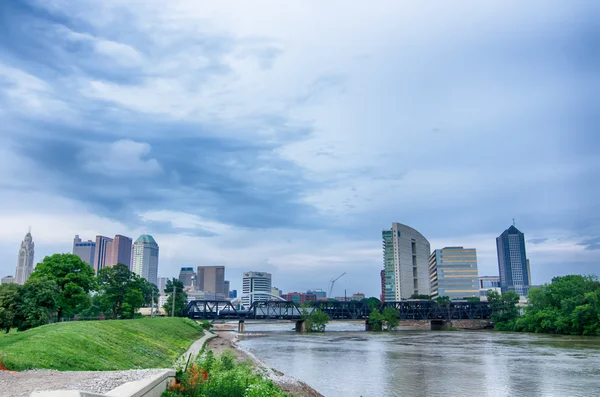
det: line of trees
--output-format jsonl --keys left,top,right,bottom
{"left": 0, "top": 254, "right": 187, "bottom": 333}
{"left": 491, "top": 275, "right": 600, "bottom": 336}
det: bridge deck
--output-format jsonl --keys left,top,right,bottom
{"left": 184, "top": 300, "right": 492, "bottom": 321}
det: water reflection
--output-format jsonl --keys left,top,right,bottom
{"left": 238, "top": 323, "right": 600, "bottom": 397}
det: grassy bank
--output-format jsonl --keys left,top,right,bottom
{"left": 0, "top": 317, "right": 203, "bottom": 371}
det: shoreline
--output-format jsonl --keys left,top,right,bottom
{"left": 205, "top": 324, "right": 324, "bottom": 397}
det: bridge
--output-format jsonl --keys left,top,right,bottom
{"left": 184, "top": 300, "right": 492, "bottom": 331}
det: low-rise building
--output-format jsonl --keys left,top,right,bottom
{"left": 281, "top": 292, "right": 317, "bottom": 305}
{"left": 351, "top": 293, "right": 366, "bottom": 301}
{"left": 1, "top": 275, "right": 16, "bottom": 284}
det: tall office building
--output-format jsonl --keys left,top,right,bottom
{"left": 197, "top": 266, "right": 225, "bottom": 294}
{"left": 179, "top": 267, "right": 196, "bottom": 289}
{"left": 496, "top": 225, "right": 531, "bottom": 296}
{"left": 15, "top": 230, "right": 35, "bottom": 285}
{"left": 106, "top": 235, "right": 133, "bottom": 269}
{"left": 382, "top": 222, "right": 430, "bottom": 301}
{"left": 72, "top": 235, "right": 96, "bottom": 266}
{"left": 242, "top": 271, "right": 272, "bottom": 306}
{"left": 93, "top": 235, "right": 113, "bottom": 273}
{"left": 429, "top": 247, "right": 479, "bottom": 300}
{"left": 132, "top": 235, "right": 159, "bottom": 286}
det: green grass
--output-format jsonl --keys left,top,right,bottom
{"left": 0, "top": 317, "right": 203, "bottom": 371}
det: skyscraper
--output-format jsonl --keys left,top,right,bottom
{"left": 242, "top": 271, "right": 272, "bottom": 306}
{"left": 15, "top": 230, "right": 35, "bottom": 285}
{"left": 496, "top": 225, "right": 531, "bottom": 296}
{"left": 223, "top": 280, "right": 230, "bottom": 298}
{"left": 157, "top": 277, "right": 169, "bottom": 294}
{"left": 197, "top": 266, "right": 225, "bottom": 294}
{"left": 382, "top": 222, "right": 430, "bottom": 301}
{"left": 132, "top": 235, "right": 159, "bottom": 286}
{"left": 93, "top": 235, "right": 113, "bottom": 273}
{"left": 72, "top": 235, "right": 96, "bottom": 266}
{"left": 106, "top": 235, "right": 133, "bottom": 269}
{"left": 429, "top": 247, "right": 479, "bottom": 300}
{"left": 179, "top": 267, "right": 196, "bottom": 289}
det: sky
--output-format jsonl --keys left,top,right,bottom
{"left": 0, "top": 0, "right": 598, "bottom": 297}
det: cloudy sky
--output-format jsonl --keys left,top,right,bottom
{"left": 0, "top": 0, "right": 598, "bottom": 297}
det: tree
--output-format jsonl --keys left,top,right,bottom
{"left": 368, "top": 308, "right": 384, "bottom": 331}
{"left": 163, "top": 278, "right": 187, "bottom": 317}
{"left": 488, "top": 290, "right": 519, "bottom": 330}
{"left": 382, "top": 307, "right": 399, "bottom": 330}
{"left": 513, "top": 275, "right": 600, "bottom": 335}
{"left": 30, "top": 254, "right": 96, "bottom": 319}
{"left": 97, "top": 263, "right": 147, "bottom": 319}
{"left": 16, "top": 277, "right": 60, "bottom": 331}
{"left": 302, "top": 308, "right": 329, "bottom": 332}
{"left": 410, "top": 294, "right": 432, "bottom": 300}
{"left": 362, "top": 297, "right": 381, "bottom": 311}
{"left": 0, "top": 284, "right": 22, "bottom": 333}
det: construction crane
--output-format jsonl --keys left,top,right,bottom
{"left": 329, "top": 272, "right": 346, "bottom": 298}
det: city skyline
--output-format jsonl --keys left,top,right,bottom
{"left": 0, "top": 1, "right": 598, "bottom": 296}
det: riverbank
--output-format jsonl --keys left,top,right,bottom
{"left": 0, "top": 317, "right": 203, "bottom": 371}
{"left": 206, "top": 324, "right": 324, "bottom": 397}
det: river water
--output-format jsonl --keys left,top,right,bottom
{"left": 237, "top": 322, "right": 600, "bottom": 397}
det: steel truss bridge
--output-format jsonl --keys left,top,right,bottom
{"left": 184, "top": 300, "right": 492, "bottom": 321}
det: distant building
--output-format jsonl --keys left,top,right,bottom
{"left": 72, "top": 235, "right": 96, "bottom": 266}
{"left": 429, "top": 247, "right": 479, "bottom": 300}
{"left": 178, "top": 267, "right": 196, "bottom": 289}
{"left": 382, "top": 222, "right": 430, "bottom": 301}
{"left": 335, "top": 296, "right": 350, "bottom": 302}
{"left": 1, "top": 275, "right": 15, "bottom": 284}
{"left": 306, "top": 289, "right": 326, "bottom": 299}
{"left": 132, "top": 235, "right": 159, "bottom": 286}
{"left": 229, "top": 289, "right": 237, "bottom": 299}
{"left": 106, "top": 235, "right": 133, "bottom": 269}
{"left": 497, "top": 225, "right": 531, "bottom": 296}
{"left": 479, "top": 276, "right": 501, "bottom": 300}
{"left": 223, "top": 280, "right": 230, "bottom": 298}
{"left": 157, "top": 277, "right": 169, "bottom": 294}
{"left": 272, "top": 287, "right": 283, "bottom": 298}
{"left": 281, "top": 292, "right": 317, "bottom": 305}
{"left": 197, "top": 266, "right": 225, "bottom": 294}
{"left": 351, "top": 293, "right": 366, "bottom": 301}
{"left": 242, "top": 271, "right": 272, "bottom": 306}
{"left": 93, "top": 235, "right": 113, "bottom": 273}
{"left": 158, "top": 294, "right": 168, "bottom": 308}
{"left": 15, "top": 230, "right": 35, "bottom": 285}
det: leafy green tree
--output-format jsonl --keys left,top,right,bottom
{"left": 29, "top": 253, "right": 96, "bottom": 319}
{"left": 17, "top": 277, "right": 60, "bottom": 331}
{"left": 362, "top": 297, "right": 381, "bottom": 310}
{"left": 302, "top": 308, "right": 329, "bottom": 332}
{"left": 488, "top": 290, "right": 520, "bottom": 330}
{"left": 97, "top": 263, "right": 147, "bottom": 319}
{"left": 163, "top": 278, "right": 187, "bottom": 317}
{"left": 410, "top": 294, "right": 432, "bottom": 300}
{"left": 368, "top": 308, "right": 384, "bottom": 331}
{"left": 0, "top": 283, "right": 22, "bottom": 333}
{"left": 513, "top": 275, "right": 600, "bottom": 335}
{"left": 382, "top": 307, "right": 399, "bottom": 330}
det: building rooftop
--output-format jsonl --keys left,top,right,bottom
{"left": 135, "top": 234, "right": 157, "bottom": 244}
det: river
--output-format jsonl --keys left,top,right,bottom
{"left": 237, "top": 322, "right": 600, "bottom": 397}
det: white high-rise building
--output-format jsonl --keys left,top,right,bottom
{"left": 15, "top": 230, "right": 35, "bottom": 285}
{"left": 382, "top": 222, "right": 430, "bottom": 301}
{"left": 132, "top": 235, "right": 159, "bottom": 286}
{"left": 242, "top": 271, "right": 272, "bottom": 307}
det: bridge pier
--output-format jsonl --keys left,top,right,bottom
{"left": 238, "top": 320, "right": 245, "bottom": 333}
{"left": 365, "top": 319, "right": 372, "bottom": 331}
{"left": 430, "top": 319, "right": 452, "bottom": 331}
{"left": 295, "top": 320, "right": 306, "bottom": 332}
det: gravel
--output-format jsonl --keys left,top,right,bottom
{"left": 0, "top": 368, "right": 168, "bottom": 397}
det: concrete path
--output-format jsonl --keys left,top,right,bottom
{"left": 176, "top": 331, "right": 217, "bottom": 368}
